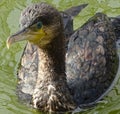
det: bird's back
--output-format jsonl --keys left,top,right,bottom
{"left": 66, "top": 13, "right": 119, "bottom": 105}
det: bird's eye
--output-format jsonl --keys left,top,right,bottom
{"left": 37, "top": 21, "right": 42, "bottom": 29}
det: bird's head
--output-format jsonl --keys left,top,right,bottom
{"left": 7, "top": 2, "right": 63, "bottom": 48}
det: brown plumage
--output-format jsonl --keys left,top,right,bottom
{"left": 7, "top": 2, "right": 119, "bottom": 113}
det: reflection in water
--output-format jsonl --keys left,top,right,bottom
{"left": 0, "top": 0, "right": 120, "bottom": 114}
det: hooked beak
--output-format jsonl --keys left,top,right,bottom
{"left": 6, "top": 26, "right": 46, "bottom": 49}
{"left": 6, "top": 28, "right": 30, "bottom": 49}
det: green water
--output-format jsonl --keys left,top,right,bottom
{"left": 0, "top": 0, "right": 120, "bottom": 114}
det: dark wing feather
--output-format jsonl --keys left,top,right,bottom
{"left": 61, "top": 4, "right": 88, "bottom": 45}
{"left": 111, "top": 16, "right": 120, "bottom": 53}
{"left": 64, "top": 4, "right": 88, "bottom": 17}
{"left": 66, "top": 13, "right": 119, "bottom": 105}
{"left": 17, "top": 42, "right": 38, "bottom": 103}
{"left": 110, "top": 16, "right": 120, "bottom": 41}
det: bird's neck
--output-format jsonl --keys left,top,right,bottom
{"left": 37, "top": 32, "right": 66, "bottom": 81}
{"left": 33, "top": 32, "right": 76, "bottom": 111}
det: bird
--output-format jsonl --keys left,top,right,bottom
{"left": 10, "top": 3, "right": 88, "bottom": 105}
{"left": 6, "top": 2, "right": 119, "bottom": 113}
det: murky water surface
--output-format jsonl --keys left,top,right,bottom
{"left": 0, "top": 0, "right": 120, "bottom": 114}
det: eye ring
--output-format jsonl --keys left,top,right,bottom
{"left": 37, "top": 21, "right": 42, "bottom": 29}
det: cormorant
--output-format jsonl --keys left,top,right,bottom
{"left": 6, "top": 2, "right": 119, "bottom": 113}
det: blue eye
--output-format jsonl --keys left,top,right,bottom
{"left": 37, "top": 21, "right": 42, "bottom": 29}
